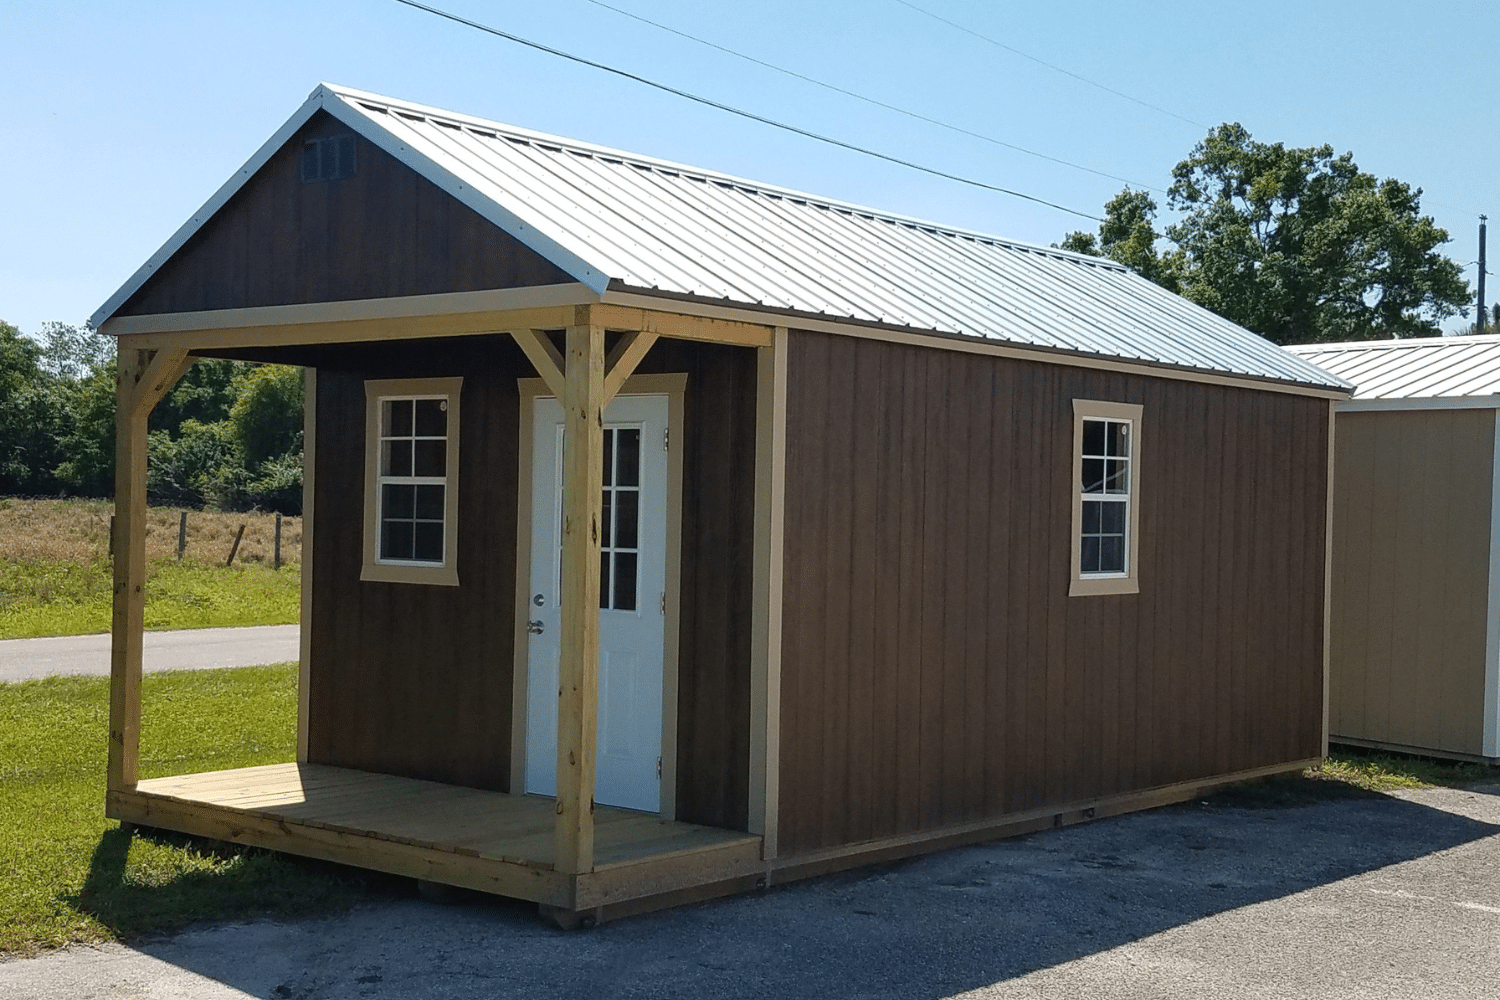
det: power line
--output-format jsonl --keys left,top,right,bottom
{"left": 891, "top": 0, "right": 1207, "bottom": 130}
{"left": 391, "top": 0, "right": 1103, "bottom": 221}
{"left": 574, "top": 0, "right": 1162, "bottom": 194}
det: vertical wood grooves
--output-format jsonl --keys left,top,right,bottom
{"left": 1326, "top": 408, "right": 1492, "bottom": 758}
{"left": 117, "top": 111, "right": 572, "bottom": 318}
{"left": 776, "top": 330, "right": 1330, "bottom": 857}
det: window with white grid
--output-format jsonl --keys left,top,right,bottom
{"left": 1071, "top": 400, "right": 1142, "bottom": 597}
{"left": 361, "top": 377, "right": 462, "bottom": 586}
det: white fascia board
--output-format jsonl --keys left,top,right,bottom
{"left": 90, "top": 85, "right": 332, "bottom": 330}
{"left": 1487, "top": 409, "right": 1500, "bottom": 758}
{"left": 1336, "top": 395, "right": 1500, "bottom": 412}
{"left": 322, "top": 92, "right": 612, "bottom": 296}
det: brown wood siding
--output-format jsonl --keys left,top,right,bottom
{"left": 306, "top": 336, "right": 526, "bottom": 790}
{"left": 117, "top": 111, "right": 573, "bottom": 317}
{"left": 776, "top": 330, "right": 1330, "bottom": 857}
{"left": 1328, "top": 408, "right": 1492, "bottom": 756}
{"left": 637, "top": 343, "right": 758, "bottom": 832}
{"left": 302, "top": 335, "right": 755, "bottom": 820}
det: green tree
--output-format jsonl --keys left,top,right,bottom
{"left": 1060, "top": 189, "right": 1182, "bottom": 292}
{"left": 0, "top": 321, "right": 65, "bottom": 494}
{"left": 228, "top": 365, "right": 303, "bottom": 468}
{"left": 51, "top": 359, "right": 117, "bottom": 497}
{"left": 153, "top": 359, "right": 249, "bottom": 436}
{"left": 1062, "top": 124, "right": 1470, "bottom": 344}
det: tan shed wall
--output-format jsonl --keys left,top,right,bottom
{"left": 1328, "top": 407, "right": 1493, "bottom": 756}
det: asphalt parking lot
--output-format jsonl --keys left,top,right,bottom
{"left": 3, "top": 778, "right": 1498, "bottom": 999}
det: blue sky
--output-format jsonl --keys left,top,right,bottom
{"left": 3, "top": 0, "right": 1494, "bottom": 337}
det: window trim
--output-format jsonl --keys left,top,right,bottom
{"left": 1069, "top": 399, "right": 1142, "bottom": 597}
{"left": 360, "top": 377, "right": 463, "bottom": 587}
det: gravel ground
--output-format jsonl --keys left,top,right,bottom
{"left": 2, "top": 780, "right": 1498, "bottom": 999}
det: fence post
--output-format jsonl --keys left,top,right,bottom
{"left": 177, "top": 511, "right": 187, "bottom": 560}
{"left": 226, "top": 523, "right": 246, "bottom": 567}
{"left": 274, "top": 513, "right": 282, "bottom": 571}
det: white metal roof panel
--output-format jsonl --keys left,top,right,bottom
{"left": 95, "top": 83, "right": 1346, "bottom": 390}
{"left": 1287, "top": 336, "right": 1500, "bottom": 400}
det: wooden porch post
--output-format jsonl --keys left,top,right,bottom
{"left": 555, "top": 317, "right": 606, "bottom": 875}
{"left": 109, "top": 345, "right": 192, "bottom": 793}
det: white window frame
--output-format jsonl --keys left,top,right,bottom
{"left": 1070, "top": 399, "right": 1142, "bottom": 597}
{"left": 361, "top": 377, "right": 463, "bottom": 587}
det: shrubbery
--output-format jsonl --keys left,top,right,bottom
{"left": 1, "top": 320, "right": 304, "bottom": 514}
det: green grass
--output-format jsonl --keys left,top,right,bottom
{"left": 1317, "top": 748, "right": 1497, "bottom": 791}
{"left": 1207, "top": 749, "right": 1498, "bottom": 809}
{"left": 0, "top": 559, "right": 301, "bottom": 639}
{"left": 0, "top": 665, "right": 396, "bottom": 956}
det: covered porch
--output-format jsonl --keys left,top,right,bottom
{"left": 108, "top": 762, "right": 764, "bottom": 921}
{"left": 104, "top": 296, "right": 789, "bottom": 925}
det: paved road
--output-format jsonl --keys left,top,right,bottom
{"left": 2, "top": 780, "right": 1499, "bottom": 998}
{"left": 0, "top": 624, "right": 299, "bottom": 683}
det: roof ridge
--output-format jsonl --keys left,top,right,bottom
{"left": 320, "top": 83, "right": 1126, "bottom": 272}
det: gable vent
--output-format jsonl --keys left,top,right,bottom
{"left": 301, "top": 134, "right": 357, "bottom": 183}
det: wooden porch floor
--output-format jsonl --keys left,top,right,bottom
{"left": 108, "top": 763, "right": 763, "bottom": 913}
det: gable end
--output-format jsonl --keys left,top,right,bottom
{"left": 116, "top": 110, "right": 575, "bottom": 317}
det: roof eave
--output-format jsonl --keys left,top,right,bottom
{"left": 606, "top": 283, "right": 1352, "bottom": 396}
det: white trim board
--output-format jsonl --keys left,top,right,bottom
{"left": 1486, "top": 409, "right": 1500, "bottom": 758}
{"left": 100, "top": 284, "right": 597, "bottom": 337}
{"left": 1337, "top": 396, "right": 1500, "bottom": 412}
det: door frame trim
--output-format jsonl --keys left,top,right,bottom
{"left": 511, "top": 373, "right": 688, "bottom": 818}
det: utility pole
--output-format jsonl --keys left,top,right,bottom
{"left": 1480, "top": 215, "right": 1488, "bottom": 334}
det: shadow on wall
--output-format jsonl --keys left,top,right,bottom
{"left": 71, "top": 785, "right": 1500, "bottom": 999}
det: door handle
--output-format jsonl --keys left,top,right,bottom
{"left": 527, "top": 620, "right": 545, "bottom": 635}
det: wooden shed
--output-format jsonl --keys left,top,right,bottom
{"left": 1289, "top": 336, "right": 1500, "bottom": 764}
{"left": 96, "top": 84, "right": 1349, "bottom": 925}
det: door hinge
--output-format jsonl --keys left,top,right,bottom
{"left": 657, "top": 756, "right": 663, "bottom": 779}
{"left": 663, "top": 427, "right": 669, "bottom": 451}
{"left": 660, "top": 591, "right": 666, "bottom": 615}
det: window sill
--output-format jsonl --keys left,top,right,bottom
{"left": 1069, "top": 575, "right": 1139, "bottom": 597}
{"left": 360, "top": 562, "right": 460, "bottom": 587}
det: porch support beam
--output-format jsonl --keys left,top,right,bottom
{"left": 555, "top": 315, "right": 606, "bottom": 875}
{"left": 109, "top": 346, "right": 192, "bottom": 792}
{"left": 513, "top": 330, "right": 566, "bottom": 400}
{"left": 603, "top": 331, "right": 659, "bottom": 403}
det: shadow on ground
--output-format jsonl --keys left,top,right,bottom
{"left": 73, "top": 783, "right": 1500, "bottom": 999}
{"left": 63, "top": 825, "right": 405, "bottom": 941}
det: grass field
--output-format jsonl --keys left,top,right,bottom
{"left": 0, "top": 499, "right": 301, "bottom": 639}
{"left": 0, "top": 664, "right": 396, "bottom": 956}
{"left": 0, "top": 662, "right": 1491, "bottom": 957}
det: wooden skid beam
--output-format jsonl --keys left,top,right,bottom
{"left": 556, "top": 321, "right": 605, "bottom": 875}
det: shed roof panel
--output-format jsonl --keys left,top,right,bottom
{"left": 94, "top": 83, "right": 1346, "bottom": 390}
{"left": 1288, "top": 337, "right": 1500, "bottom": 399}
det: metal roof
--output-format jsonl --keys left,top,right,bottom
{"left": 95, "top": 83, "right": 1346, "bottom": 391}
{"left": 1286, "top": 336, "right": 1500, "bottom": 401}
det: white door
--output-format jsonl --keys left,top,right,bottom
{"left": 524, "top": 393, "right": 669, "bottom": 813}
